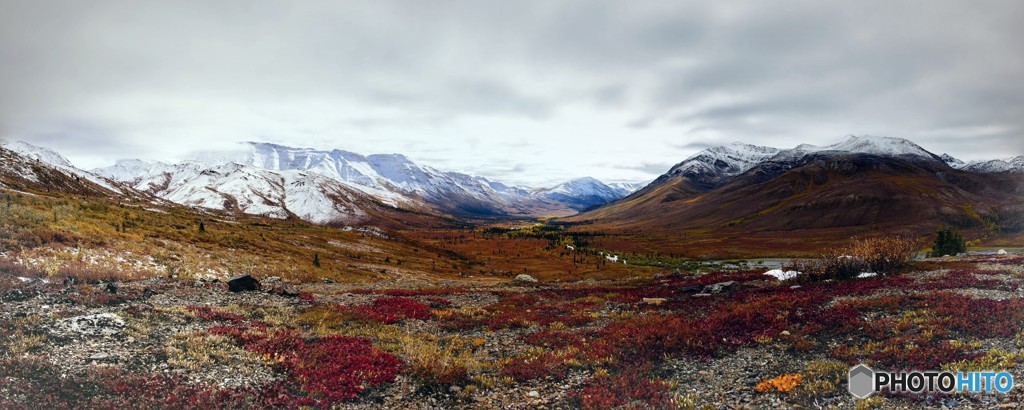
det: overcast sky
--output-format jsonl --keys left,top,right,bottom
{"left": 2, "top": 1, "right": 1022, "bottom": 186}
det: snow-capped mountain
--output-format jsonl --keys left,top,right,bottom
{"left": 92, "top": 159, "right": 392, "bottom": 224}
{"left": 940, "top": 153, "right": 966, "bottom": 168}
{"left": 937, "top": 152, "right": 1023, "bottom": 174}
{"left": 777, "top": 135, "right": 941, "bottom": 161}
{"left": 93, "top": 142, "right": 637, "bottom": 222}
{"left": 961, "top": 156, "right": 1024, "bottom": 174}
{"left": 181, "top": 142, "right": 560, "bottom": 216}
{"left": 567, "top": 135, "right": 1024, "bottom": 241}
{"left": 534, "top": 177, "right": 631, "bottom": 211}
{"left": 644, "top": 135, "right": 966, "bottom": 196}
{"left": 0, "top": 140, "right": 124, "bottom": 194}
{"left": 607, "top": 181, "right": 649, "bottom": 196}
{"left": 661, "top": 142, "right": 781, "bottom": 191}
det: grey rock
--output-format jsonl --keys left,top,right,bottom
{"left": 57, "top": 313, "right": 125, "bottom": 336}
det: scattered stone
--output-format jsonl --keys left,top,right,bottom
{"left": 321, "top": 277, "right": 337, "bottom": 284}
{"left": 680, "top": 285, "right": 703, "bottom": 292}
{"left": 3, "top": 288, "right": 34, "bottom": 302}
{"left": 264, "top": 276, "right": 282, "bottom": 282}
{"left": 780, "top": 330, "right": 791, "bottom": 336}
{"left": 227, "top": 274, "right": 260, "bottom": 292}
{"left": 527, "top": 390, "right": 539, "bottom": 398}
{"left": 89, "top": 352, "right": 111, "bottom": 360}
{"left": 57, "top": 313, "right": 125, "bottom": 336}
{"left": 642, "top": 297, "right": 667, "bottom": 306}
{"left": 268, "top": 284, "right": 300, "bottom": 297}
{"left": 997, "top": 249, "right": 1008, "bottom": 255}
{"left": 701, "top": 281, "right": 737, "bottom": 295}
{"left": 513, "top": 274, "right": 538, "bottom": 284}
{"left": 449, "top": 385, "right": 462, "bottom": 394}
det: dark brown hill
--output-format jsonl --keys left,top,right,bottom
{"left": 565, "top": 153, "right": 1024, "bottom": 241}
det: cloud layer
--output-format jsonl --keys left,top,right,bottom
{"left": 2, "top": 1, "right": 1022, "bottom": 186}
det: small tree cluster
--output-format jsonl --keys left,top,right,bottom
{"left": 929, "top": 227, "right": 966, "bottom": 257}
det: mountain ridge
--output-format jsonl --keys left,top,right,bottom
{"left": 563, "top": 135, "right": 1024, "bottom": 246}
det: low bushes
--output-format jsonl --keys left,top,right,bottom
{"left": 573, "top": 366, "right": 677, "bottom": 410}
{"left": 798, "top": 236, "right": 918, "bottom": 281}
{"left": 210, "top": 325, "right": 400, "bottom": 405}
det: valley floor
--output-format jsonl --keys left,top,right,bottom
{"left": 2, "top": 255, "right": 1024, "bottom": 409}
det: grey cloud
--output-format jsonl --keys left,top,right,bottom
{"left": 1, "top": 0, "right": 1022, "bottom": 184}
{"left": 605, "top": 162, "right": 676, "bottom": 176}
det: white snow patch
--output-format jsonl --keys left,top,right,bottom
{"left": 764, "top": 269, "right": 802, "bottom": 281}
{"left": 857, "top": 272, "right": 878, "bottom": 278}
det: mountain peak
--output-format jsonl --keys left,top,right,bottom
{"left": 668, "top": 142, "right": 780, "bottom": 178}
{"left": 940, "top": 153, "right": 965, "bottom": 168}
{"left": 786, "top": 135, "right": 938, "bottom": 160}
{"left": 0, "top": 140, "right": 75, "bottom": 168}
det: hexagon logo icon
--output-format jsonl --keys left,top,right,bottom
{"left": 848, "top": 364, "right": 875, "bottom": 399}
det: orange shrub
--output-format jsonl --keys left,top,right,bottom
{"left": 755, "top": 373, "right": 803, "bottom": 393}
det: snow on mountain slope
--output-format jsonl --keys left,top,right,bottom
{"left": 2, "top": 141, "right": 75, "bottom": 168}
{"left": 537, "top": 177, "right": 619, "bottom": 199}
{"left": 97, "top": 141, "right": 639, "bottom": 220}
{"left": 95, "top": 159, "right": 374, "bottom": 224}
{"left": 189, "top": 143, "right": 406, "bottom": 204}
{"left": 778, "top": 135, "right": 940, "bottom": 161}
{"left": 184, "top": 141, "right": 638, "bottom": 216}
{"left": 961, "top": 156, "right": 1024, "bottom": 174}
{"left": 669, "top": 142, "right": 781, "bottom": 178}
{"left": 187, "top": 142, "right": 538, "bottom": 212}
{"left": 534, "top": 177, "right": 625, "bottom": 210}
{"left": 607, "top": 181, "right": 650, "bottom": 196}
{"left": 940, "top": 154, "right": 966, "bottom": 169}
{"left": 1, "top": 141, "right": 124, "bottom": 194}
{"left": 660, "top": 142, "right": 781, "bottom": 191}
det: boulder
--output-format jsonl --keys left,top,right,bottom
{"left": 997, "top": 249, "right": 1008, "bottom": 255}
{"left": 642, "top": 297, "right": 667, "bottom": 306}
{"left": 513, "top": 274, "right": 538, "bottom": 284}
{"left": 701, "top": 281, "right": 737, "bottom": 295}
{"left": 227, "top": 274, "right": 260, "bottom": 292}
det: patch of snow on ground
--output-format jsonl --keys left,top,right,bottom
{"left": 764, "top": 269, "right": 801, "bottom": 280}
{"left": 857, "top": 272, "right": 877, "bottom": 278}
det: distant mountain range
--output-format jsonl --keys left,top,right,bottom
{"left": 0, "top": 140, "right": 646, "bottom": 225}
{"left": 2, "top": 136, "right": 1021, "bottom": 238}
{"left": 566, "top": 135, "right": 1024, "bottom": 239}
